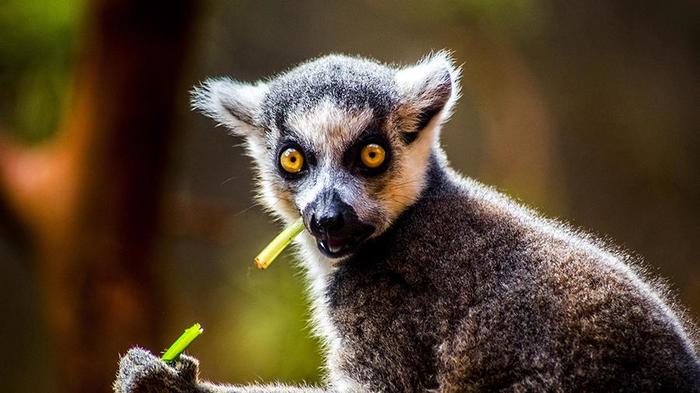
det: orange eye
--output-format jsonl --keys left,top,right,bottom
{"left": 360, "top": 143, "right": 386, "bottom": 168}
{"left": 280, "top": 148, "right": 304, "bottom": 173}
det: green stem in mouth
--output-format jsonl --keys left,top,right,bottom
{"left": 254, "top": 218, "right": 305, "bottom": 270}
{"left": 161, "top": 323, "right": 203, "bottom": 362}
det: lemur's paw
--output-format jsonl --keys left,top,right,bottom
{"left": 114, "top": 347, "right": 200, "bottom": 393}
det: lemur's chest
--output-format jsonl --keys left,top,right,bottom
{"left": 324, "top": 263, "right": 441, "bottom": 392}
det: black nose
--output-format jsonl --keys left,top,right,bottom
{"left": 310, "top": 192, "right": 348, "bottom": 234}
{"left": 314, "top": 210, "right": 344, "bottom": 232}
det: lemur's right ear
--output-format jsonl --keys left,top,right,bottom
{"left": 191, "top": 77, "right": 269, "bottom": 136}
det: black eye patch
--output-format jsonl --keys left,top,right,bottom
{"left": 342, "top": 131, "right": 392, "bottom": 177}
{"left": 275, "top": 140, "right": 316, "bottom": 180}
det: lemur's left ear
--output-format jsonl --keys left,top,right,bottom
{"left": 191, "top": 77, "right": 269, "bottom": 137}
{"left": 394, "top": 51, "right": 461, "bottom": 141}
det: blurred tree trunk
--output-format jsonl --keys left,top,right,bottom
{"left": 0, "top": 0, "right": 197, "bottom": 391}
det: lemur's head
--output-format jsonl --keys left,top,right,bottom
{"left": 192, "top": 52, "right": 460, "bottom": 259}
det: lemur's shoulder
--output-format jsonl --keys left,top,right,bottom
{"left": 408, "top": 152, "right": 692, "bottom": 318}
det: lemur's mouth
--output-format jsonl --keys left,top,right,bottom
{"left": 316, "top": 231, "right": 372, "bottom": 259}
{"left": 317, "top": 235, "right": 362, "bottom": 258}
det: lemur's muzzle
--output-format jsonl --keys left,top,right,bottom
{"left": 304, "top": 191, "right": 374, "bottom": 258}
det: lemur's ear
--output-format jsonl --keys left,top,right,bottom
{"left": 191, "top": 77, "right": 269, "bottom": 136}
{"left": 394, "top": 51, "right": 461, "bottom": 142}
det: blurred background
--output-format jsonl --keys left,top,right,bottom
{"left": 0, "top": 0, "right": 698, "bottom": 391}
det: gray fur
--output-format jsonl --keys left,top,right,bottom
{"left": 261, "top": 55, "right": 397, "bottom": 132}
{"left": 116, "top": 53, "right": 700, "bottom": 392}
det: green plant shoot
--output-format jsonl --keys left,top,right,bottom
{"left": 255, "top": 218, "right": 305, "bottom": 270}
{"left": 161, "top": 323, "right": 204, "bottom": 362}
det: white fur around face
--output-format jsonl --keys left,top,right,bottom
{"left": 256, "top": 52, "right": 461, "bottom": 237}
{"left": 285, "top": 100, "right": 378, "bottom": 218}
{"left": 286, "top": 100, "right": 375, "bottom": 163}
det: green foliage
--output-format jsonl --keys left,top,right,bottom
{"left": 0, "top": 0, "right": 83, "bottom": 143}
{"left": 224, "top": 255, "right": 322, "bottom": 382}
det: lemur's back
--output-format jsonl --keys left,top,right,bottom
{"left": 327, "top": 154, "right": 700, "bottom": 392}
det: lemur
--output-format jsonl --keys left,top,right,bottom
{"left": 115, "top": 52, "right": 700, "bottom": 392}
